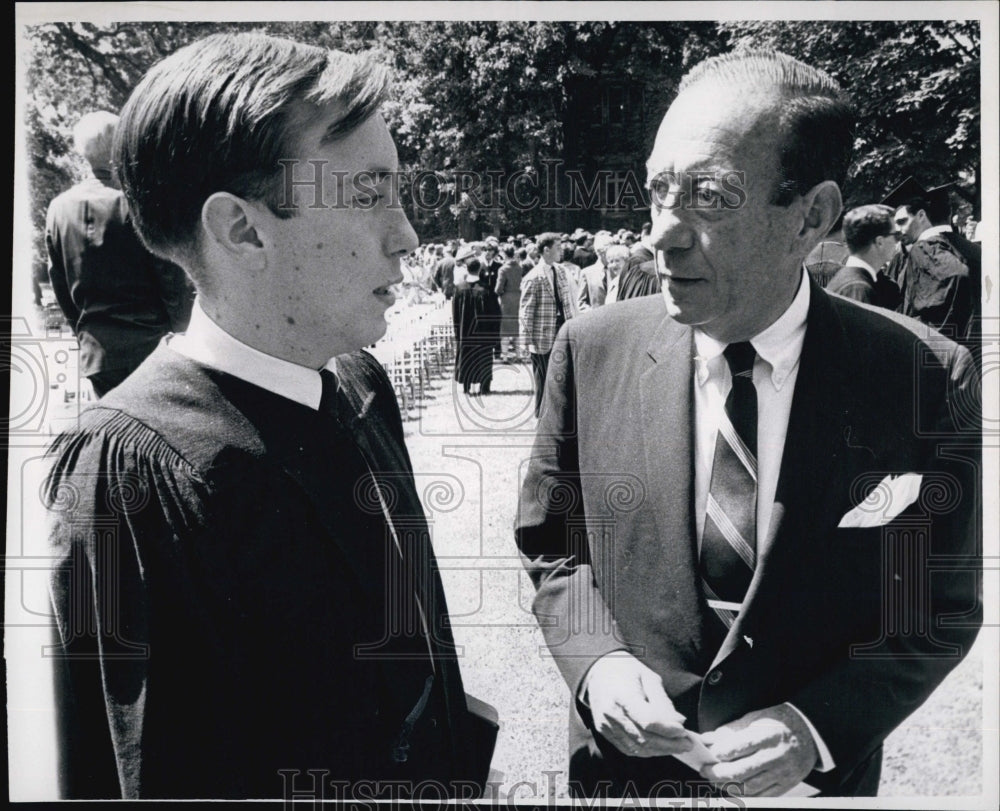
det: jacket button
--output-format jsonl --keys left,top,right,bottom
{"left": 707, "top": 669, "right": 723, "bottom": 685}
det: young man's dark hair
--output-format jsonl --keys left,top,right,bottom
{"left": 536, "top": 231, "right": 561, "bottom": 252}
{"left": 843, "top": 204, "right": 895, "bottom": 253}
{"left": 115, "top": 33, "right": 389, "bottom": 270}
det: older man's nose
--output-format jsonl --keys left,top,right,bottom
{"left": 650, "top": 205, "right": 694, "bottom": 252}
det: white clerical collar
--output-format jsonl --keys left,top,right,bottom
{"left": 917, "top": 224, "right": 953, "bottom": 241}
{"left": 167, "top": 300, "right": 335, "bottom": 410}
{"left": 843, "top": 255, "right": 878, "bottom": 282}
{"left": 694, "top": 270, "right": 810, "bottom": 391}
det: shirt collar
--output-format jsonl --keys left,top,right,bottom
{"left": 167, "top": 300, "right": 336, "bottom": 410}
{"left": 694, "top": 270, "right": 810, "bottom": 391}
{"left": 843, "top": 254, "right": 878, "bottom": 281}
{"left": 917, "top": 224, "right": 953, "bottom": 241}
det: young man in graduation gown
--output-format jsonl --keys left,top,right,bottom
{"left": 44, "top": 33, "right": 489, "bottom": 800}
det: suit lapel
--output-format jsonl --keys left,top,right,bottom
{"left": 640, "top": 315, "right": 699, "bottom": 598}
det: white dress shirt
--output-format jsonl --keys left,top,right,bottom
{"left": 605, "top": 273, "right": 620, "bottom": 304}
{"left": 167, "top": 300, "right": 336, "bottom": 409}
{"left": 692, "top": 270, "right": 833, "bottom": 772}
{"left": 693, "top": 270, "right": 809, "bottom": 551}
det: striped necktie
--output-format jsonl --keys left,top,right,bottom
{"left": 700, "top": 341, "right": 758, "bottom": 630}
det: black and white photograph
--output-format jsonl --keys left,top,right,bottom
{"left": 7, "top": 1, "right": 998, "bottom": 805}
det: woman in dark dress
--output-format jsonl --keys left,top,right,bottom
{"left": 479, "top": 244, "right": 504, "bottom": 359}
{"left": 452, "top": 260, "right": 500, "bottom": 395}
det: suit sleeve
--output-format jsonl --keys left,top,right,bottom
{"left": 577, "top": 274, "right": 592, "bottom": 311}
{"left": 789, "top": 342, "right": 982, "bottom": 776}
{"left": 45, "top": 203, "right": 80, "bottom": 329}
{"left": 515, "top": 323, "right": 628, "bottom": 699}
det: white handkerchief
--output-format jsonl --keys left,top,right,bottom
{"left": 837, "top": 473, "right": 923, "bottom": 528}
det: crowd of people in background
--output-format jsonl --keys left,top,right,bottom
{"left": 396, "top": 224, "right": 664, "bottom": 409}
{"left": 808, "top": 176, "right": 981, "bottom": 345}
{"left": 391, "top": 179, "right": 982, "bottom": 411}
{"left": 40, "top": 115, "right": 982, "bottom": 411}
{"left": 40, "top": 133, "right": 984, "bottom": 413}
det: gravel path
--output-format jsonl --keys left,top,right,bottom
{"left": 401, "top": 357, "right": 989, "bottom": 802}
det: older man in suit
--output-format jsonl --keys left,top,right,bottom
{"left": 44, "top": 33, "right": 491, "bottom": 799}
{"left": 577, "top": 232, "right": 614, "bottom": 310}
{"left": 45, "top": 111, "right": 193, "bottom": 396}
{"left": 516, "top": 50, "right": 980, "bottom": 799}
{"left": 519, "top": 232, "right": 579, "bottom": 416}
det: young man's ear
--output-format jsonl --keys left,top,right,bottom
{"left": 201, "top": 193, "right": 266, "bottom": 269}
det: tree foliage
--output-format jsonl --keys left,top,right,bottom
{"left": 719, "top": 20, "right": 981, "bottom": 212}
{"left": 23, "top": 18, "right": 981, "bottom": 275}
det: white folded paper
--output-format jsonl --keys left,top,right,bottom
{"left": 837, "top": 473, "right": 923, "bottom": 529}
{"left": 674, "top": 730, "right": 819, "bottom": 797}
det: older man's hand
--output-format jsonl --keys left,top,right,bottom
{"left": 699, "top": 704, "right": 818, "bottom": 796}
{"left": 582, "top": 653, "right": 693, "bottom": 758}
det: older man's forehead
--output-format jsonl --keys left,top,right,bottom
{"left": 648, "top": 85, "right": 782, "bottom": 166}
{"left": 646, "top": 142, "right": 730, "bottom": 176}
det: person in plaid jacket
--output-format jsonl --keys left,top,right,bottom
{"left": 519, "top": 232, "right": 579, "bottom": 416}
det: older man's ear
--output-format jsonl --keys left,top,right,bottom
{"left": 795, "top": 180, "right": 843, "bottom": 253}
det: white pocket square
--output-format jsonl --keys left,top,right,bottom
{"left": 837, "top": 473, "right": 923, "bottom": 528}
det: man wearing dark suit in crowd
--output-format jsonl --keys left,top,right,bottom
{"left": 434, "top": 246, "right": 457, "bottom": 299}
{"left": 46, "top": 111, "right": 193, "bottom": 397}
{"left": 827, "top": 204, "right": 902, "bottom": 310}
{"left": 886, "top": 177, "right": 980, "bottom": 343}
{"left": 573, "top": 230, "right": 597, "bottom": 269}
{"left": 519, "top": 232, "right": 578, "bottom": 416}
{"left": 44, "top": 33, "right": 490, "bottom": 800}
{"left": 494, "top": 244, "right": 524, "bottom": 361}
{"left": 516, "top": 49, "right": 980, "bottom": 799}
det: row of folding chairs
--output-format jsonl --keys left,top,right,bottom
{"left": 369, "top": 299, "right": 455, "bottom": 418}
